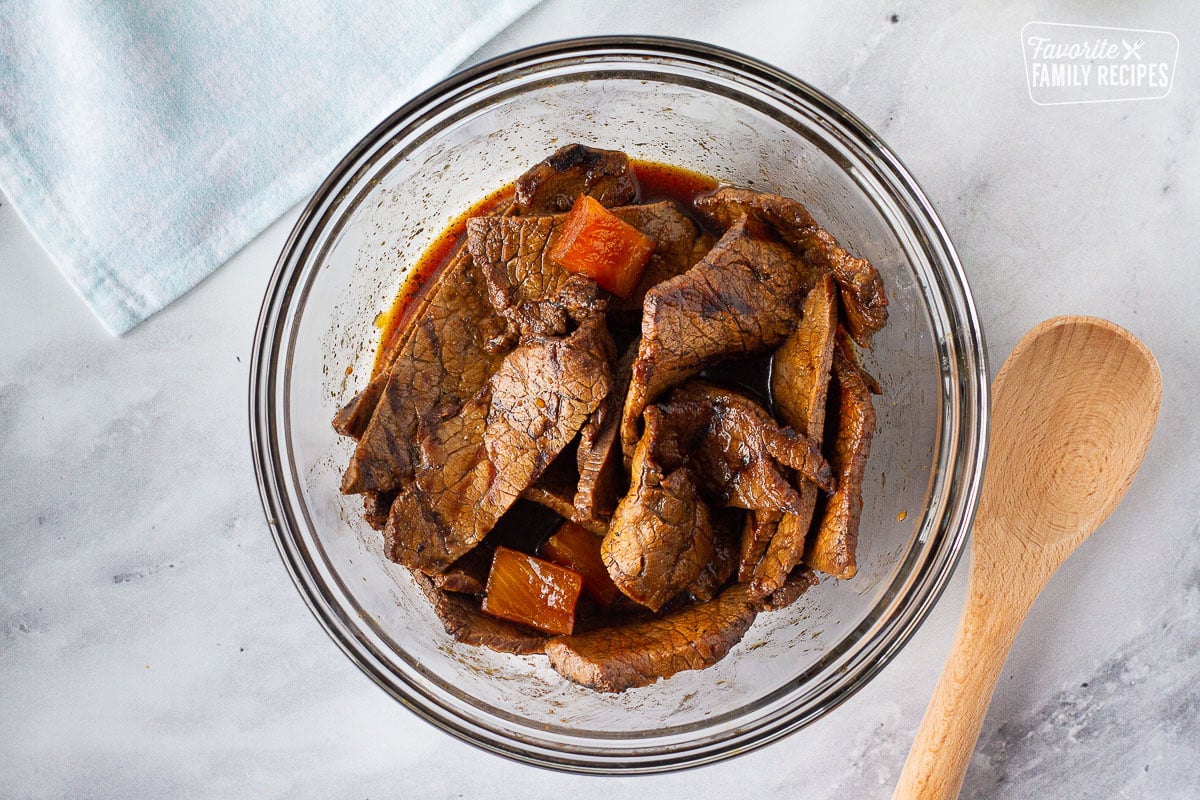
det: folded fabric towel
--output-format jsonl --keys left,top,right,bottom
{"left": 0, "top": 0, "right": 539, "bottom": 334}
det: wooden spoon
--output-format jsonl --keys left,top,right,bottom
{"left": 893, "top": 316, "right": 1161, "bottom": 800}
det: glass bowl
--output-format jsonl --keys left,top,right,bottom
{"left": 250, "top": 36, "right": 987, "bottom": 774}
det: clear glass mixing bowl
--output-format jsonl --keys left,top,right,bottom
{"left": 250, "top": 37, "right": 988, "bottom": 773}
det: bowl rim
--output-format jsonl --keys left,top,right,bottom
{"left": 250, "top": 34, "right": 989, "bottom": 774}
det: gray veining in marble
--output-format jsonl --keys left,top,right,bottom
{"left": 2, "top": 1, "right": 1198, "bottom": 797}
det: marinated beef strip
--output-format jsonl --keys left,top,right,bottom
{"left": 686, "top": 507, "right": 740, "bottom": 603}
{"left": 545, "top": 582, "right": 761, "bottom": 692}
{"left": 694, "top": 186, "right": 888, "bottom": 348}
{"left": 413, "top": 572, "right": 547, "bottom": 655}
{"left": 574, "top": 338, "right": 639, "bottom": 523}
{"left": 750, "top": 274, "right": 839, "bottom": 595}
{"left": 738, "top": 510, "right": 781, "bottom": 583}
{"left": 430, "top": 545, "right": 492, "bottom": 595}
{"left": 385, "top": 314, "right": 614, "bottom": 574}
{"left": 804, "top": 338, "right": 877, "bottom": 579}
{"left": 332, "top": 371, "right": 388, "bottom": 440}
{"left": 466, "top": 214, "right": 573, "bottom": 339}
{"left": 512, "top": 143, "right": 638, "bottom": 215}
{"left": 467, "top": 201, "right": 705, "bottom": 339}
{"left": 520, "top": 455, "right": 611, "bottom": 537}
{"left": 335, "top": 204, "right": 513, "bottom": 443}
{"left": 341, "top": 246, "right": 507, "bottom": 496}
{"left": 620, "top": 216, "right": 816, "bottom": 461}
{"left": 604, "top": 203, "right": 708, "bottom": 318}
{"left": 668, "top": 381, "right": 835, "bottom": 508}
{"left": 521, "top": 484, "right": 608, "bottom": 537}
{"left": 837, "top": 325, "right": 884, "bottom": 395}
{"left": 602, "top": 405, "right": 715, "bottom": 612}
{"left": 759, "top": 566, "right": 819, "bottom": 612}
{"left": 362, "top": 490, "right": 395, "bottom": 531}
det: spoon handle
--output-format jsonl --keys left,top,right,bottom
{"left": 892, "top": 569, "right": 1034, "bottom": 800}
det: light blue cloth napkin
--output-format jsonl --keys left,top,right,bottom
{"left": 0, "top": 0, "right": 539, "bottom": 334}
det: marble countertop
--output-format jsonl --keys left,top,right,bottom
{"left": 3, "top": 1, "right": 1197, "bottom": 797}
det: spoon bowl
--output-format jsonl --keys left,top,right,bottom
{"left": 984, "top": 316, "right": 1162, "bottom": 558}
{"left": 894, "top": 315, "right": 1161, "bottom": 800}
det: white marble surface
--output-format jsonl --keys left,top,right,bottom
{"left": 2, "top": 1, "right": 1198, "bottom": 796}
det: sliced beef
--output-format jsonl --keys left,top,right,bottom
{"left": 574, "top": 338, "right": 639, "bottom": 523}
{"left": 694, "top": 186, "right": 888, "bottom": 347}
{"left": 335, "top": 192, "right": 513, "bottom": 446}
{"left": 484, "top": 313, "right": 612, "bottom": 503}
{"left": 467, "top": 201, "right": 704, "bottom": 339}
{"left": 668, "top": 381, "right": 835, "bottom": 508}
{"left": 383, "top": 394, "right": 489, "bottom": 571}
{"left": 520, "top": 463, "right": 610, "bottom": 537}
{"left": 512, "top": 143, "right": 638, "bottom": 215}
{"left": 773, "top": 274, "right": 839, "bottom": 434}
{"left": 413, "top": 571, "right": 546, "bottom": 655}
{"left": 838, "top": 325, "right": 884, "bottom": 395}
{"left": 544, "top": 582, "right": 760, "bottom": 692}
{"left": 750, "top": 274, "right": 839, "bottom": 595}
{"left": 805, "top": 338, "right": 877, "bottom": 579}
{"left": 362, "top": 490, "right": 395, "bottom": 531}
{"left": 385, "top": 315, "right": 614, "bottom": 574}
{"left": 605, "top": 203, "right": 708, "bottom": 318}
{"left": 759, "top": 566, "right": 819, "bottom": 612}
{"left": 738, "top": 509, "right": 780, "bottom": 583}
{"left": 603, "top": 379, "right": 831, "bottom": 606}
{"left": 341, "top": 247, "right": 508, "bottom": 495}
{"left": 430, "top": 545, "right": 492, "bottom": 595}
{"left": 620, "top": 216, "right": 816, "bottom": 460}
{"left": 602, "top": 405, "right": 715, "bottom": 612}
{"left": 573, "top": 419, "right": 624, "bottom": 522}
{"left": 687, "top": 507, "right": 740, "bottom": 602}
{"left": 466, "top": 214, "right": 575, "bottom": 339}
{"left": 332, "top": 371, "right": 388, "bottom": 440}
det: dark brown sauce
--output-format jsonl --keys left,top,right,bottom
{"left": 631, "top": 159, "right": 719, "bottom": 208}
{"left": 371, "top": 159, "right": 721, "bottom": 377}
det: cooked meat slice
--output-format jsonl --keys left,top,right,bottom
{"left": 687, "top": 507, "right": 740, "bottom": 602}
{"left": 805, "top": 338, "right": 877, "bottom": 579}
{"left": 385, "top": 315, "right": 614, "bottom": 573}
{"left": 773, "top": 274, "right": 839, "bottom": 434}
{"left": 605, "top": 202, "right": 707, "bottom": 317}
{"left": 413, "top": 571, "right": 546, "bottom": 655}
{"left": 694, "top": 186, "right": 888, "bottom": 347}
{"left": 837, "top": 325, "right": 884, "bottom": 395}
{"left": 751, "top": 274, "right": 839, "bottom": 595}
{"left": 738, "top": 509, "right": 780, "bottom": 583}
{"left": 485, "top": 314, "right": 613, "bottom": 500}
{"left": 383, "top": 394, "right": 489, "bottom": 571}
{"left": 544, "top": 582, "right": 760, "bottom": 692}
{"left": 466, "top": 214, "right": 575, "bottom": 339}
{"left": 512, "top": 143, "right": 638, "bottom": 215}
{"left": 521, "top": 472, "right": 609, "bottom": 537}
{"left": 431, "top": 545, "right": 492, "bottom": 595}
{"left": 332, "top": 371, "right": 388, "bottom": 439}
{"left": 341, "top": 247, "right": 507, "bottom": 495}
{"left": 574, "top": 338, "right": 639, "bottom": 523}
{"left": 669, "top": 381, "right": 835, "bottom": 507}
{"left": 620, "top": 216, "right": 815, "bottom": 460}
{"left": 602, "top": 406, "right": 715, "bottom": 612}
{"left": 759, "top": 567, "right": 819, "bottom": 612}
{"left": 468, "top": 202, "right": 702, "bottom": 338}
{"left": 522, "top": 481, "right": 578, "bottom": 520}
{"left": 573, "top": 420, "right": 623, "bottom": 521}
{"left": 362, "top": 490, "right": 395, "bottom": 531}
